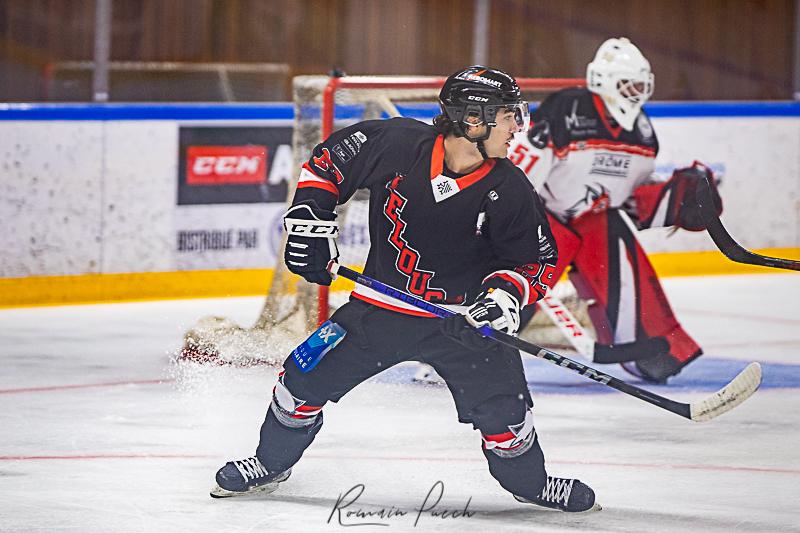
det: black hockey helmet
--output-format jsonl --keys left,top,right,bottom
{"left": 438, "top": 65, "right": 530, "bottom": 143}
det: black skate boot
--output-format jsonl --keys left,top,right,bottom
{"left": 514, "top": 476, "right": 599, "bottom": 512}
{"left": 622, "top": 349, "right": 702, "bottom": 384}
{"left": 210, "top": 456, "right": 291, "bottom": 498}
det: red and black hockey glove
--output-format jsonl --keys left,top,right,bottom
{"left": 670, "top": 162, "right": 722, "bottom": 231}
{"left": 283, "top": 200, "right": 339, "bottom": 286}
{"left": 441, "top": 287, "right": 521, "bottom": 351}
{"left": 633, "top": 161, "right": 723, "bottom": 231}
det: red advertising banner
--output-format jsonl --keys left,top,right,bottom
{"left": 186, "top": 145, "right": 267, "bottom": 185}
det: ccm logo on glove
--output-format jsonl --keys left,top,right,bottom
{"left": 283, "top": 201, "right": 340, "bottom": 286}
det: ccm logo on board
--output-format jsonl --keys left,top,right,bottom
{"left": 187, "top": 145, "right": 267, "bottom": 185}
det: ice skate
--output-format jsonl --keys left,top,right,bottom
{"left": 514, "top": 476, "right": 600, "bottom": 512}
{"left": 210, "top": 456, "right": 291, "bottom": 498}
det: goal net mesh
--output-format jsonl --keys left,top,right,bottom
{"left": 180, "top": 75, "right": 592, "bottom": 367}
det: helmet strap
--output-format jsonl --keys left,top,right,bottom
{"left": 476, "top": 139, "right": 490, "bottom": 160}
{"left": 447, "top": 116, "right": 492, "bottom": 159}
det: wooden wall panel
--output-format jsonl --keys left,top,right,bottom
{"left": 0, "top": 0, "right": 794, "bottom": 100}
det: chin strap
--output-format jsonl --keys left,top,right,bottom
{"left": 476, "top": 139, "right": 490, "bottom": 160}
{"left": 454, "top": 120, "right": 492, "bottom": 160}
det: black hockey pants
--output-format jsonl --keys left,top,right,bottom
{"left": 255, "top": 298, "right": 549, "bottom": 500}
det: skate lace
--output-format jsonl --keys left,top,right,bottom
{"left": 539, "top": 476, "right": 574, "bottom": 505}
{"left": 233, "top": 457, "right": 268, "bottom": 482}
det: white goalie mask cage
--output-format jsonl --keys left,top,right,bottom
{"left": 586, "top": 37, "right": 654, "bottom": 131}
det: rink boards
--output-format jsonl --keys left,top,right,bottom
{"left": 1, "top": 101, "right": 799, "bottom": 306}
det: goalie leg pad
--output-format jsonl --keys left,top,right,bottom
{"left": 570, "top": 210, "right": 698, "bottom": 347}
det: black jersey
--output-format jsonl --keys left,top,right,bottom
{"left": 292, "top": 118, "right": 557, "bottom": 316}
{"left": 518, "top": 87, "right": 659, "bottom": 221}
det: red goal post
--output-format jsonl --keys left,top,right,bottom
{"left": 314, "top": 75, "right": 586, "bottom": 325}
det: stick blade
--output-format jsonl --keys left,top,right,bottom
{"left": 690, "top": 362, "right": 762, "bottom": 422}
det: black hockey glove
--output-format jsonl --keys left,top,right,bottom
{"left": 283, "top": 200, "right": 339, "bottom": 286}
{"left": 441, "top": 288, "right": 521, "bottom": 351}
{"left": 670, "top": 162, "right": 722, "bottom": 232}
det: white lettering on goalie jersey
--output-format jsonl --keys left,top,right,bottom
{"left": 542, "top": 145, "right": 653, "bottom": 220}
{"left": 510, "top": 134, "right": 654, "bottom": 220}
{"left": 590, "top": 152, "right": 631, "bottom": 177}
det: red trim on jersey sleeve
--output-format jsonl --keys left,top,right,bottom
{"left": 297, "top": 180, "right": 340, "bottom": 196}
{"left": 482, "top": 272, "right": 527, "bottom": 304}
{"left": 567, "top": 139, "right": 656, "bottom": 157}
{"left": 298, "top": 162, "right": 340, "bottom": 196}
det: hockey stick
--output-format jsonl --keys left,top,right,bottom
{"left": 534, "top": 294, "right": 595, "bottom": 358}
{"left": 697, "top": 177, "right": 800, "bottom": 271}
{"left": 329, "top": 263, "right": 761, "bottom": 422}
{"left": 535, "top": 294, "right": 663, "bottom": 363}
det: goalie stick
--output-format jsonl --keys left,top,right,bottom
{"left": 535, "top": 294, "right": 663, "bottom": 363}
{"left": 328, "top": 263, "right": 762, "bottom": 422}
{"left": 697, "top": 177, "right": 800, "bottom": 271}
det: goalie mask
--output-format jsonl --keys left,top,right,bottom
{"left": 587, "top": 37, "right": 654, "bottom": 131}
{"left": 439, "top": 66, "right": 530, "bottom": 147}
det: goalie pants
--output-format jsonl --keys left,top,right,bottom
{"left": 255, "top": 298, "right": 548, "bottom": 501}
{"left": 543, "top": 208, "right": 701, "bottom": 364}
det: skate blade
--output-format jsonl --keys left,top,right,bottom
{"left": 210, "top": 481, "right": 282, "bottom": 499}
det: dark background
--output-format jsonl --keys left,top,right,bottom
{"left": 0, "top": 0, "right": 794, "bottom": 102}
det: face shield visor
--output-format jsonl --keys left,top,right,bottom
{"left": 474, "top": 102, "right": 530, "bottom": 133}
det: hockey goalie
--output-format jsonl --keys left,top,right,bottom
{"left": 509, "top": 37, "right": 723, "bottom": 383}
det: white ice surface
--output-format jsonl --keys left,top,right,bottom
{"left": 1, "top": 274, "right": 799, "bottom": 532}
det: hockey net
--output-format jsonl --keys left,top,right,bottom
{"left": 180, "top": 75, "right": 592, "bottom": 367}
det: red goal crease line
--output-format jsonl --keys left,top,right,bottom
{"left": 0, "top": 453, "right": 214, "bottom": 461}
{"left": 0, "top": 378, "right": 174, "bottom": 395}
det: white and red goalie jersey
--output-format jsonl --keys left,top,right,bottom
{"left": 509, "top": 87, "right": 690, "bottom": 229}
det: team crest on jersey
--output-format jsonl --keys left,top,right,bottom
{"left": 564, "top": 99, "right": 598, "bottom": 132}
{"left": 312, "top": 148, "right": 345, "bottom": 184}
{"left": 636, "top": 114, "right": 654, "bottom": 143}
{"left": 431, "top": 174, "right": 460, "bottom": 202}
{"left": 565, "top": 183, "right": 610, "bottom": 219}
{"left": 384, "top": 174, "right": 447, "bottom": 301}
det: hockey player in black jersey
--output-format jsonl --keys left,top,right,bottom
{"left": 211, "top": 66, "right": 598, "bottom": 513}
{"left": 509, "top": 38, "right": 723, "bottom": 383}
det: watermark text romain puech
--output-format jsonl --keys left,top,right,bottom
{"left": 327, "top": 481, "right": 475, "bottom": 527}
